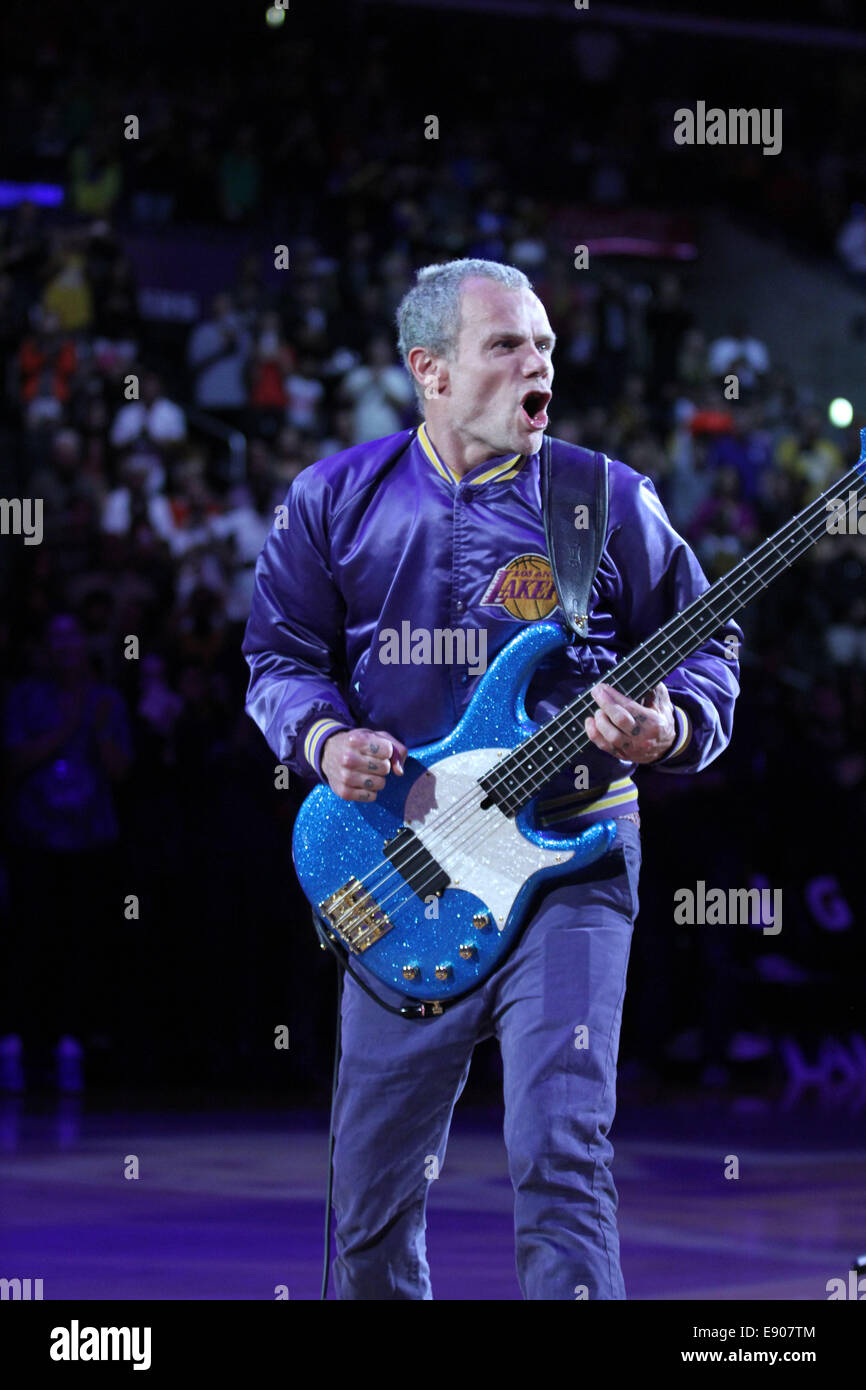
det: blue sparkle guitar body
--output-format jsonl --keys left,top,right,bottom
{"left": 292, "top": 621, "right": 617, "bottom": 1007}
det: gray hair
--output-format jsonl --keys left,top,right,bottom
{"left": 396, "top": 258, "right": 534, "bottom": 405}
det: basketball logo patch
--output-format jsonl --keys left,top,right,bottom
{"left": 480, "top": 553, "right": 559, "bottom": 621}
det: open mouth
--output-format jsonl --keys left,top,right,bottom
{"left": 520, "top": 388, "right": 551, "bottom": 430}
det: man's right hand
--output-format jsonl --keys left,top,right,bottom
{"left": 320, "top": 728, "right": 407, "bottom": 802}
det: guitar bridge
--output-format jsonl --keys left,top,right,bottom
{"left": 319, "top": 877, "right": 393, "bottom": 954}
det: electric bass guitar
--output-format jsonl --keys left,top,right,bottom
{"left": 292, "top": 435, "right": 866, "bottom": 1014}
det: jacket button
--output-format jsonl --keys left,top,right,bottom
{"left": 455, "top": 600, "right": 465, "bottom": 613}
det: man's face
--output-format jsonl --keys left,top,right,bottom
{"left": 437, "top": 279, "right": 555, "bottom": 457}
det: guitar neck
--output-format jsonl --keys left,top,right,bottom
{"left": 480, "top": 452, "right": 866, "bottom": 816}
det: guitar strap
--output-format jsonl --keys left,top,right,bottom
{"left": 541, "top": 436, "right": 609, "bottom": 639}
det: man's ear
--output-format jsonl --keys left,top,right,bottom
{"left": 408, "top": 346, "right": 447, "bottom": 400}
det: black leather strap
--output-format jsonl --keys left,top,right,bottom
{"left": 541, "top": 436, "right": 609, "bottom": 638}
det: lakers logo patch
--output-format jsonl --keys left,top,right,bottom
{"left": 480, "top": 553, "right": 559, "bottom": 621}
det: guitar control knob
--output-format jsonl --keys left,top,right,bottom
{"left": 472, "top": 912, "right": 490, "bottom": 929}
{"left": 458, "top": 944, "right": 476, "bottom": 960}
{"left": 434, "top": 964, "right": 452, "bottom": 980}
{"left": 402, "top": 965, "right": 420, "bottom": 981}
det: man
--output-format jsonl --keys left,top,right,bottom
{"left": 186, "top": 292, "right": 251, "bottom": 419}
{"left": 242, "top": 259, "right": 741, "bottom": 1300}
{"left": 109, "top": 369, "right": 186, "bottom": 452}
{"left": 339, "top": 333, "right": 415, "bottom": 443}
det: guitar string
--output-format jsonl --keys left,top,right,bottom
{"left": 325, "top": 461, "right": 866, "bottom": 939}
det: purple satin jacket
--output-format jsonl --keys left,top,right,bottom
{"left": 242, "top": 423, "right": 741, "bottom": 831}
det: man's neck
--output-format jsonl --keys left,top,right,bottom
{"left": 423, "top": 418, "right": 513, "bottom": 480}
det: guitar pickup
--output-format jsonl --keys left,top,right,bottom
{"left": 383, "top": 826, "right": 450, "bottom": 900}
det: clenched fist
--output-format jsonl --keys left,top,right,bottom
{"left": 320, "top": 727, "right": 408, "bottom": 802}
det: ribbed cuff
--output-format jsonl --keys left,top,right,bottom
{"left": 304, "top": 718, "right": 350, "bottom": 779}
{"left": 659, "top": 705, "right": 692, "bottom": 762}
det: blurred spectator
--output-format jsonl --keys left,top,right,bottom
{"left": 31, "top": 427, "right": 102, "bottom": 539}
{"left": 285, "top": 352, "right": 325, "bottom": 435}
{"left": 647, "top": 272, "right": 692, "bottom": 393}
{"left": 101, "top": 451, "right": 175, "bottom": 544}
{"left": 821, "top": 533, "right": 866, "bottom": 668}
{"left": 212, "top": 480, "right": 274, "bottom": 622}
{"left": 218, "top": 126, "right": 261, "bottom": 223}
{"left": 340, "top": 335, "right": 413, "bottom": 443}
{"left": 835, "top": 202, "right": 866, "bottom": 288}
{"left": 704, "top": 403, "right": 774, "bottom": 504}
{"left": 247, "top": 311, "right": 294, "bottom": 436}
{"left": 187, "top": 292, "right": 251, "bottom": 415}
{"left": 109, "top": 369, "right": 186, "bottom": 451}
{"left": 41, "top": 241, "right": 94, "bottom": 332}
{"left": 136, "top": 651, "right": 184, "bottom": 763}
{"left": 707, "top": 317, "right": 770, "bottom": 393}
{"left": 676, "top": 327, "right": 709, "bottom": 389}
{"left": 17, "top": 308, "right": 77, "bottom": 407}
{"left": 68, "top": 131, "right": 122, "bottom": 217}
{"left": 166, "top": 466, "right": 229, "bottom": 603}
{"left": 687, "top": 465, "right": 760, "bottom": 579}
{"left": 774, "top": 408, "right": 844, "bottom": 503}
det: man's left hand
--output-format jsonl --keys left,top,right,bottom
{"left": 585, "top": 681, "right": 677, "bottom": 763}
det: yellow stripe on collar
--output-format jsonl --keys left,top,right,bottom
{"left": 417, "top": 422, "right": 457, "bottom": 483}
{"left": 470, "top": 454, "right": 524, "bottom": 485}
{"left": 417, "top": 422, "right": 522, "bottom": 486}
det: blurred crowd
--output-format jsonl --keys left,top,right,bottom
{"left": 0, "top": 0, "right": 864, "bottom": 1092}
{"left": 2, "top": 206, "right": 864, "bottom": 805}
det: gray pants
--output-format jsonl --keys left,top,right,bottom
{"left": 330, "top": 818, "right": 641, "bottom": 1300}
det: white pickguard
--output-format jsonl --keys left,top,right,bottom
{"left": 403, "top": 747, "right": 573, "bottom": 930}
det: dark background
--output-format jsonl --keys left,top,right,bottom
{"left": 0, "top": 0, "right": 864, "bottom": 1104}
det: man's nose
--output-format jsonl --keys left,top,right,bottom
{"left": 524, "top": 353, "right": 550, "bottom": 379}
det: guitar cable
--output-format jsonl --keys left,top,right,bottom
{"left": 320, "top": 952, "right": 341, "bottom": 1300}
